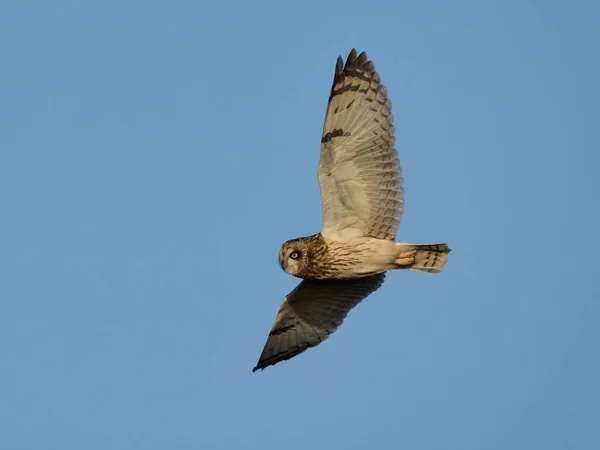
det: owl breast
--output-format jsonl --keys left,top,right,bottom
{"left": 299, "top": 234, "right": 398, "bottom": 279}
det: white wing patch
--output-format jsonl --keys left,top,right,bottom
{"left": 319, "top": 50, "right": 403, "bottom": 241}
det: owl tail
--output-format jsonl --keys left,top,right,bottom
{"left": 394, "top": 243, "right": 451, "bottom": 274}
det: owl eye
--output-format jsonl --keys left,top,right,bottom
{"left": 289, "top": 251, "right": 300, "bottom": 260}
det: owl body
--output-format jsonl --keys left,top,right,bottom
{"left": 280, "top": 234, "right": 401, "bottom": 280}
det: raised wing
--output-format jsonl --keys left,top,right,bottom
{"left": 252, "top": 273, "right": 385, "bottom": 372}
{"left": 319, "top": 49, "right": 404, "bottom": 241}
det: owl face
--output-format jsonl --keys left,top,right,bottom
{"left": 279, "top": 240, "right": 309, "bottom": 277}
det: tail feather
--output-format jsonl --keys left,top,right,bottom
{"left": 394, "top": 243, "right": 451, "bottom": 273}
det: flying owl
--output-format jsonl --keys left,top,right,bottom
{"left": 253, "top": 49, "right": 450, "bottom": 372}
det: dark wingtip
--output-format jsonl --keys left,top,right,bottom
{"left": 342, "top": 49, "right": 372, "bottom": 73}
{"left": 347, "top": 48, "right": 358, "bottom": 63}
{"left": 344, "top": 49, "right": 357, "bottom": 70}
{"left": 252, "top": 363, "right": 266, "bottom": 372}
{"left": 335, "top": 55, "right": 344, "bottom": 74}
{"left": 356, "top": 51, "right": 368, "bottom": 65}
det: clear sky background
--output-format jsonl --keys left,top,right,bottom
{"left": 1, "top": 1, "right": 599, "bottom": 449}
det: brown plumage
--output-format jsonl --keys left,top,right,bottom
{"left": 253, "top": 49, "right": 451, "bottom": 372}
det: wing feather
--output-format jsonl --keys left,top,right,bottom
{"left": 252, "top": 274, "right": 385, "bottom": 372}
{"left": 319, "top": 49, "right": 403, "bottom": 241}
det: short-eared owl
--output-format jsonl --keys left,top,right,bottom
{"left": 253, "top": 49, "right": 450, "bottom": 372}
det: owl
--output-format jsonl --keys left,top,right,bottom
{"left": 253, "top": 49, "right": 450, "bottom": 372}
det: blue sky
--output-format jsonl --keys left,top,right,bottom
{"left": 1, "top": 1, "right": 599, "bottom": 449}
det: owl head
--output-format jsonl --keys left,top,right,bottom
{"left": 279, "top": 238, "right": 311, "bottom": 277}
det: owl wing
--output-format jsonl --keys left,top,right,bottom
{"left": 318, "top": 49, "right": 404, "bottom": 242}
{"left": 252, "top": 273, "right": 385, "bottom": 372}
